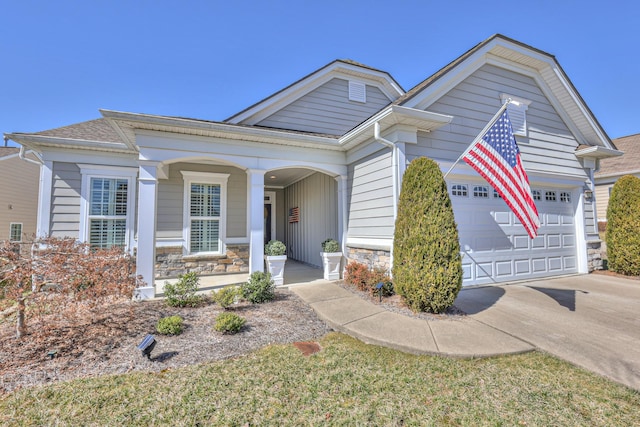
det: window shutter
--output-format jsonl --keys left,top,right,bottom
{"left": 349, "top": 81, "right": 366, "bottom": 103}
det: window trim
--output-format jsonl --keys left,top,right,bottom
{"left": 79, "top": 165, "right": 137, "bottom": 252}
{"left": 9, "top": 223, "right": 22, "bottom": 242}
{"left": 473, "top": 185, "right": 489, "bottom": 198}
{"left": 181, "top": 171, "right": 230, "bottom": 255}
{"left": 451, "top": 184, "right": 468, "bottom": 197}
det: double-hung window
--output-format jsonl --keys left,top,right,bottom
{"left": 79, "top": 166, "right": 137, "bottom": 251}
{"left": 181, "top": 172, "right": 229, "bottom": 255}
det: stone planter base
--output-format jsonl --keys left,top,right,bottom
{"left": 265, "top": 255, "right": 287, "bottom": 286}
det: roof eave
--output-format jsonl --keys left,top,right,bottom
{"left": 5, "top": 133, "right": 135, "bottom": 154}
{"left": 339, "top": 105, "right": 453, "bottom": 150}
{"left": 574, "top": 146, "right": 623, "bottom": 159}
{"left": 100, "top": 110, "right": 344, "bottom": 151}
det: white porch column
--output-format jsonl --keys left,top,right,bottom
{"left": 36, "top": 160, "right": 53, "bottom": 238}
{"left": 247, "top": 169, "right": 266, "bottom": 273}
{"left": 135, "top": 161, "right": 160, "bottom": 300}
{"left": 335, "top": 175, "right": 348, "bottom": 254}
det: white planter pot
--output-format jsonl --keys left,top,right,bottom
{"left": 320, "top": 252, "right": 342, "bottom": 280}
{"left": 264, "top": 255, "right": 287, "bottom": 286}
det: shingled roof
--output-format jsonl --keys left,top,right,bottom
{"left": 596, "top": 133, "right": 640, "bottom": 177}
{"left": 0, "top": 147, "right": 19, "bottom": 159}
{"left": 34, "top": 118, "right": 123, "bottom": 143}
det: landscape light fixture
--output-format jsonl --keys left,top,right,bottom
{"left": 137, "top": 334, "right": 156, "bottom": 360}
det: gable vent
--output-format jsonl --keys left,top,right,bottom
{"left": 501, "top": 94, "right": 531, "bottom": 137}
{"left": 349, "top": 81, "right": 366, "bottom": 103}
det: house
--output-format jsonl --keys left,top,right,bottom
{"left": 5, "top": 34, "right": 621, "bottom": 299}
{"left": 0, "top": 147, "right": 40, "bottom": 245}
{"left": 594, "top": 133, "right": 640, "bottom": 226}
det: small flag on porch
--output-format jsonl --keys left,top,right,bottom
{"left": 462, "top": 109, "right": 540, "bottom": 238}
{"left": 288, "top": 207, "right": 300, "bottom": 223}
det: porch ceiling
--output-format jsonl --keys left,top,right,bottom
{"left": 264, "top": 167, "right": 318, "bottom": 188}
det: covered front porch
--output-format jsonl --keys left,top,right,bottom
{"left": 155, "top": 260, "right": 327, "bottom": 297}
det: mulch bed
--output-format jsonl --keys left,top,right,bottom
{"left": 0, "top": 290, "right": 330, "bottom": 395}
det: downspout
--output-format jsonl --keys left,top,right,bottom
{"left": 15, "top": 141, "right": 44, "bottom": 166}
{"left": 374, "top": 122, "right": 398, "bottom": 273}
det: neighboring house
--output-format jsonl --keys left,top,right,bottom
{"left": 5, "top": 34, "right": 621, "bottom": 299}
{"left": 0, "top": 147, "right": 40, "bottom": 244}
{"left": 594, "top": 133, "right": 640, "bottom": 225}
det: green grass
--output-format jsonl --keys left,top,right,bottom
{"left": 1, "top": 333, "right": 638, "bottom": 426}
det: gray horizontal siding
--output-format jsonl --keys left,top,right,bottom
{"left": 347, "top": 150, "right": 394, "bottom": 239}
{"left": 50, "top": 162, "right": 81, "bottom": 238}
{"left": 408, "top": 64, "right": 587, "bottom": 178}
{"left": 157, "top": 163, "right": 247, "bottom": 241}
{"left": 257, "top": 78, "right": 391, "bottom": 135}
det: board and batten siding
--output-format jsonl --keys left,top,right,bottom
{"left": 406, "top": 63, "right": 594, "bottom": 234}
{"left": 284, "top": 172, "right": 337, "bottom": 267}
{"left": 256, "top": 78, "right": 392, "bottom": 135}
{"left": 50, "top": 162, "right": 82, "bottom": 238}
{"left": 0, "top": 154, "right": 39, "bottom": 241}
{"left": 347, "top": 150, "right": 394, "bottom": 241}
{"left": 156, "top": 163, "right": 247, "bottom": 242}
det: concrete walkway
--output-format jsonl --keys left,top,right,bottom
{"left": 291, "top": 281, "right": 533, "bottom": 358}
{"left": 292, "top": 273, "right": 640, "bottom": 391}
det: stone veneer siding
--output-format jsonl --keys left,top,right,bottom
{"left": 348, "top": 242, "right": 605, "bottom": 276}
{"left": 346, "top": 246, "right": 391, "bottom": 272}
{"left": 155, "top": 244, "right": 249, "bottom": 278}
{"left": 587, "top": 240, "right": 603, "bottom": 272}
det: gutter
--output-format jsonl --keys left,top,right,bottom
{"left": 3, "top": 136, "right": 43, "bottom": 165}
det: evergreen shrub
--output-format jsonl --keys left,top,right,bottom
{"left": 212, "top": 285, "right": 241, "bottom": 309}
{"left": 392, "top": 157, "right": 462, "bottom": 313}
{"left": 241, "top": 271, "right": 275, "bottom": 304}
{"left": 163, "top": 272, "right": 203, "bottom": 307}
{"left": 606, "top": 175, "right": 640, "bottom": 276}
{"left": 156, "top": 315, "right": 184, "bottom": 335}
{"left": 214, "top": 312, "right": 246, "bottom": 334}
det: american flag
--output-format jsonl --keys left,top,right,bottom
{"left": 462, "top": 109, "right": 540, "bottom": 238}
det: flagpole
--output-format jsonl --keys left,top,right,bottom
{"left": 443, "top": 99, "right": 513, "bottom": 179}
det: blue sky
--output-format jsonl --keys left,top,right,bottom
{"left": 2, "top": 1, "right": 639, "bottom": 146}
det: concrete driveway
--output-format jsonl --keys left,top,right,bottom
{"left": 454, "top": 273, "right": 640, "bottom": 391}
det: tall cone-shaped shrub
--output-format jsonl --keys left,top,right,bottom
{"left": 606, "top": 174, "right": 640, "bottom": 276}
{"left": 393, "top": 157, "right": 462, "bottom": 313}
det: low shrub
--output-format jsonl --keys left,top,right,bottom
{"left": 344, "top": 262, "right": 371, "bottom": 291}
{"left": 164, "top": 272, "right": 203, "bottom": 307}
{"left": 156, "top": 315, "right": 184, "bottom": 335}
{"left": 241, "top": 271, "right": 275, "bottom": 304}
{"left": 264, "top": 240, "right": 286, "bottom": 256}
{"left": 214, "top": 312, "right": 246, "bottom": 334}
{"left": 321, "top": 238, "right": 340, "bottom": 253}
{"left": 212, "top": 285, "right": 241, "bottom": 309}
{"left": 344, "top": 262, "right": 393, "bottom": 296}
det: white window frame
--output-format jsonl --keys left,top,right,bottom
{"left": 451, "top": 184, "right": 468, "bottom": 197}
{"left": 9, "top": 223, "right": 22, "bottom": 242}
{"left": 181, "top": 171, "right": 229, "bottom": 255}
{"left": 473, "top": 185, "right": 489, "bottom": 198}
{"left": 79, "top": 165, "right": 137, "bottom": 252}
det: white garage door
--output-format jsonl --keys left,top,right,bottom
{"left": 450, "top": 182, "right": 578, "bottom": 286}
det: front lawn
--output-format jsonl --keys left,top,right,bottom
{"left": 1, "top": 333, "right": 638, "bottom": 426}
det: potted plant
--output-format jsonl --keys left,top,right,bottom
{"left": 320, "top": 238, "right": 342, "bottom": 280}
{"left": 264, "top": 239, "right": 287, "bottom": 286}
